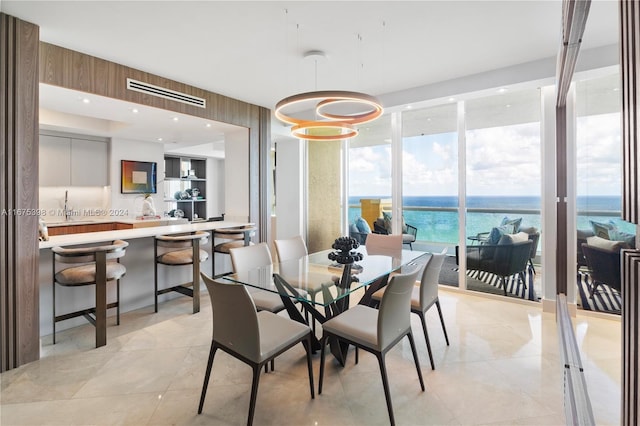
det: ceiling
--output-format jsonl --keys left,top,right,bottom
{"left": 2, "top": 1, "right": 620, "bottom": 151}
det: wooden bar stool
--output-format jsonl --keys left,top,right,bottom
{"left": 52, "top": 239, "right": 128, "bottom": 348}
{"left": 212, "top": 225, "right": 256, "bottom": 277}
{"left": 154, "top": 231, "right": 209, "bottom": 314}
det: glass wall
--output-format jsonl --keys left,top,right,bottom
{"left": 401, "top": 104, "right": 459, "bottom": 244}
{"left": 464, "top": 88, "right": 542, "bottom": 299}
{"left": 575, "top": 72, "right": 629, "bottom": 314}
{"left": 347, "top": 115, "right": 392, "bottom": 232}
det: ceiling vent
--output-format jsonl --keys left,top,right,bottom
{"left": 126, "top": 78, "right": 206, "bottom": 108}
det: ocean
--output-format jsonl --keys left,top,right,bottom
{"left": 348, "top": 195, "right": 633, "bottom": 244}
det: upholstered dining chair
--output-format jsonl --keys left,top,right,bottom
{"left": 52, "top": 239, "right": 128, "bottom": 347}
{"left": 273, "top": 235, "right": 308, "bottom": 262}
{"left": 198, "top": 274, "right": 314, "bottom": 426}
{"left": 154, "top": 231, "right": 209, "bottom": 314}
{"left": 229, "top": 242, "right": 288, "bottom": 314}
{"left": 318, "top": 267, "right": 425, "bottom": 426}
{"left": 365, "top": 232, "right": 403, "bottom": 254}
{"left": 371, "top": 247, "right": 449, "bottom": 370}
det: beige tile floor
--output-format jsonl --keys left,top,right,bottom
{"left": 1, "top": 288, "right": 621, "bottom": 425}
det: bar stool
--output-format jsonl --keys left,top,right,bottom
{"left": 154, "top": 231, "right": 209, "bottom": 314}
{"left": 52, "top": 239, "right": 128, "bottom": 348}
{"left": 212, "top": 225, "right": 256, "bottom": 277}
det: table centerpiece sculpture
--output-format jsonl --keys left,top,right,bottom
{"left": 328, "top": 236, "right": 363, "bottom": 289}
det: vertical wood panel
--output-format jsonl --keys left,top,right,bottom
{"left": 1, "top": 13, "right": 40, "bottom": 372}
{"left": 622, "top": 0, "right": 640, "bottom": 225}
{"left": 620, "top": 1, "right": 640, "bottom": 424}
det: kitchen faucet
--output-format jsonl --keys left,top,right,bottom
{"left": 64, "top": 190, "right": 70, "bottom": 221}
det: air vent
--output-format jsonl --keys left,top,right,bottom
{"left": 126, "top": 78, "right": 206, "bottom": 108}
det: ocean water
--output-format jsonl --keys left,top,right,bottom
{"left": 348, "top": 195, "right": 634, "bottom": 244}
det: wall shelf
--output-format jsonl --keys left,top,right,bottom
{"left": 164, "top": 155, "right": 207, "bottom": 221}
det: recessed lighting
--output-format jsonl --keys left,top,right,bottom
{"left": 506, "top": 104, "right": 511, "bottom": 108}
{"left": 498, "top": 87, "right": 508, "bottom": 94}
{"left": 448, "top": 97, "right": 455, "bottom": 102}
{"left": 172, "top": 117, "right": 179, "bottom": 122}
{"left": 157, "top": 138, "right": 163, "bottom": 142}
{"left": 613, "top": 87, "right": 620, "bottom": 92}
{"left": 205, "top": 123, "right": 212, "bottom": 128}
{"left": 405, "top": 105, "right": 413, "bottom": 109}
{"left": 82, "top": 98, "right": 90, "bottom": 104}
{"left": 131, "top": 108, "right": 139, "bottom": 114}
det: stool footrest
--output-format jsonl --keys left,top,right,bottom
{"left": 54, "top": 302, "right": 118, "bottom": 324}
{"left": 157, "top": 283, "right": 194, "bottom": 298}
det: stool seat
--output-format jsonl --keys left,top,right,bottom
{"left": 55, "top": 262, "right": 127, "bottom": 286}
{"left": 214, "top": 240, "right": 254, "bottom": 254}
{"left": 158, "top": 249, "right": 209, "bottom": 265}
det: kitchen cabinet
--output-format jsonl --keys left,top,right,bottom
{"left": 39, "top": 131, "right": 108, "bottom": 186}
{"left": 164, "top": 155, "right": 207, "bottom": 221}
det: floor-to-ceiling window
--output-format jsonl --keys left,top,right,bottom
{"left": 401, "top": 104, "right": 459, "bottom": 246}
{"left": 575, "top": 72, "right": 631, "bottom": 314}
{"left": 347, "top": 115, "right": 392, "bottom": 230}
{"left": 463, "top": 88, "right": 542, "bottom": 300}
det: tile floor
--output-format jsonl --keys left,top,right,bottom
{"left": 1, "top": 288, "right": 621, "bottom": 425}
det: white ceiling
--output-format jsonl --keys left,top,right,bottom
{"left": 2, "top": 0, "right": 620, "bottom": 150}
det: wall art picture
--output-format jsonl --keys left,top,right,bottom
{"left": 121, "top": 160, "right": 157, "bottom": 194}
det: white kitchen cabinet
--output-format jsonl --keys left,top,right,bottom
{"left": 39, "top": 132, "right": 108, "bottom": 186}
{"left": 70, "top": 138, "right": 108, "bottom": 186}
{"left": 39, "top": 134, "right": 71, "bottom": 186}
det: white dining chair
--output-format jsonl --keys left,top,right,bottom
{"left": 318, "top": 267, "right": 425, "bottom": 426}
{"left": 365, "top": 232, "right": 403, "bottom": 254}
{"left": 371, "top": 247, "right": 450, "bottom": 370}
{"left": 198, "top": 274, "right": 314, "bottom": 425}
{"left": 273, "top": 235, "right": 308, "bottom": 261}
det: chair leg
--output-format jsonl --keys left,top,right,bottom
{"left": 248, "top": 364, "right": 262, "bottom": 426}
{"left": 302, "top": 335, "right": 315, "bottom": 399}
{"left": 116, "top": 278, "right": 121, "bottom": 326}
{"left": 52, "top": 281, "right": 56, "bottom": 345}
{"left": 501, "top": 277, "right": 507, "bottom": 295}
{"left": 198, "top": 341, "right": 218, "bottom": 414}
{"left": 154, "top": 261, "right": 159, "bottom": 313}
{"left": 318, "top": 334, "right": 328, "bottom": 394}
{"left": 529, "top": 259, "right": 536, "bottom": 274}
{"left": 418, "top": 312, "right": 435, "bottom": 370}
{"left": 375, "top": 352, "right": 395, "bottom": 426}
{"left": 435, "top": 300, "right": 449, "bottom": 346}
{"left": 407, "top": 332, "right": 425, "bottom": 391}
{"left": 355, "top": 347, "right": 359, "bottom": 364}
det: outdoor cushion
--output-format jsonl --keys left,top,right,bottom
{"left": 609, "top": 229, "right": 636, "bottom": 249}
{"left": 586, "top": 235, "right": 628, "bottom": 252}
{"left": 589, "top": 220, "right": 615, "bottom": 239}
{"left": 498, "top": 231, "right": 529, "bottom": 245}
{"left": 488, "top": 225, "right": 513, "bottom": 245}
{"left": 355, "top": 217, "right": 371, "bottom": 234}
{"left": 500, "top": 216, "right": 522, "bottom": 233}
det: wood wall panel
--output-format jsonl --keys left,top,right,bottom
{"left": 39, "top": 42, "right": 270, "bottom": 243}
{"left": 1, "top": 13, "right": 40, "bottom": 372}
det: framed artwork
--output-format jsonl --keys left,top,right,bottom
{"left": 121, "top": 160, "right": 157, "bottom": 194}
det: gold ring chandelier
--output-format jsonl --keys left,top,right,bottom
{"left": 275, "top": 90, "right": 384, "bottom": 141}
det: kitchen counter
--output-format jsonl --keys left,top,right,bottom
{"left": 39, "top": 220, "right": 252, "bottom": 249}
{"left": 44, "top": 217, "right": 188, "bottom": 227}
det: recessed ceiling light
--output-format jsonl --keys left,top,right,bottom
{"left": 132, "top": 108, "right": 139, "bottom": 114}
{"left": 82, "top": 98, "right": 90, "bottom": 104}
{"left": 405, "top": 105, "right": 412, "bottom": 109}
{"left": 498, "top": 87, "right": 508, "bottom": 94}
{"left": 205, "top": 123, "right": 212, "bottom": 128}
{"left": 613, "top": 87, "right": 620, "bottom": 91}
{"left": 172, "top": 117, "right": 179, "bottom": 122}
{"left": 157, "top": 137, "right": 163, "bottom": 142}
{"left": 448, "top": 97, "right": 455, "bottom": 102}
{"left": 506, "top": 104, "right": 511, "bottom": 108}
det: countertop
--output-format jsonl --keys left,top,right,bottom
{"left": 39, "top": 220, "right": 254, "bottom": 249}
{"left": 44, "top": 217, "right": 189, "bottom": 227}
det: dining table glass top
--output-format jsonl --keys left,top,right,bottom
{"left": 223, "top": 246, "right": 429, "bottom": 307}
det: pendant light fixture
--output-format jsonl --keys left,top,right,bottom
{"left": 275, "top": 50, "right": 383, "bottom": 141}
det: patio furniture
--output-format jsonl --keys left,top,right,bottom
{"left": 457, "top": 233, "right": 532, "bottom": 296}
{"left": 581, "top": 237, "right": 623, "bottom": 297}
{"left": 373, "top": 215, "right": 418, "bottom": 250}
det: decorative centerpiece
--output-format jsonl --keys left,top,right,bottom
{"left": 328, "top": 236, "right": 363, "bottom": 289}
{"left": 141, "top": 193, "right": 156, "bottom": 216}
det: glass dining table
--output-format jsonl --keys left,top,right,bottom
{"left": 223, "top": 245, "right": 429, "bottom": 365}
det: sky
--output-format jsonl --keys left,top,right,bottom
{"left": 348, "top": 113, "right": 621, "bottom": 199}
